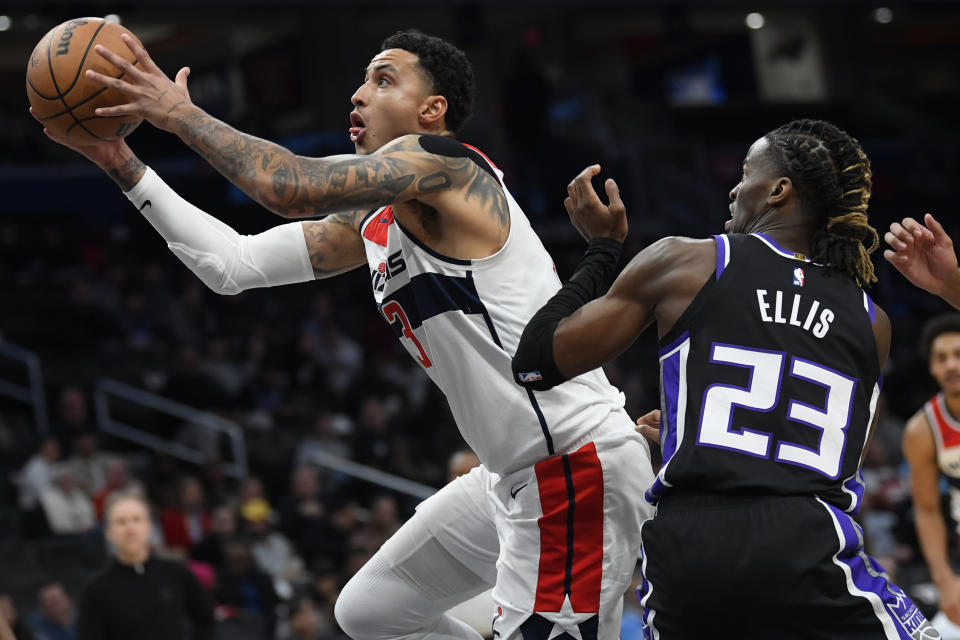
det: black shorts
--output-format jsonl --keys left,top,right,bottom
{"left": 637, "top": 491, "right": 939, "bottom": 640}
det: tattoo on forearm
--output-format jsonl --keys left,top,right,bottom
{"left": 107, "top": 156, "right": 146, "bottom": 191}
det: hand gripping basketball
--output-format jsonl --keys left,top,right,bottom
{"left": 85, "top": 33, "right": 194, "bottom": 133}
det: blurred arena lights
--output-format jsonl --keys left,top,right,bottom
{"left": 745, "top": 12, "right": 765, "bottom": 30}
{"left": 104, "top": 14, "right": 122, "bottom": 24}
{"left": 873, "top": 7, "right": 893, "bottom": 24}
{"left": 0, "top": 16, "right": 11, "bottom": 32}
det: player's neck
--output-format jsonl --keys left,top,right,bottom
{"left": 747, "top": 209, "right": 813, "bottom": 257}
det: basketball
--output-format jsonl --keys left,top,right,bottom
{"left": 26, "top": 17, "right": 144, "bottom": 145}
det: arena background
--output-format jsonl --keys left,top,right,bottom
{"left": 1, "top": 1, "right": 959, "bottom": 638}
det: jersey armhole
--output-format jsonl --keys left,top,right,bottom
{"left": 862, "top": 290, "right": 877, "bottom": 323}
{"left": 713, "top": 234, "right": 731, "bottom": 280}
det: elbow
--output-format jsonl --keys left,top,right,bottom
{"left": 511, "top": 325, "right": 566, "bottom": 392}
{"left": 511, "top": 357, "right": 559, "bottom": 392}
{"left": 255, "top": 188, "right": 293, "bottom": 218}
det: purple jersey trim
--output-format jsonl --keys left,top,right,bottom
{"left": 713, "top": 234, "right": 728, "bottom": 280}
{"left": 863, "top": 291, "right": 876, "bottom": 323}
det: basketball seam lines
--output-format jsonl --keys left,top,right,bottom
{"left": 61, "top": 21, "right": 107, "bottom": 95}
{"left": 45, "top": 21, "right": 111, "bottom": 142}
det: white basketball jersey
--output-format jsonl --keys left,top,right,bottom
{"left": 924, "top": 393, "right": 960, "bottom": 528}
{"left": 359, "top": 144, "right": 626, "bottom": 475}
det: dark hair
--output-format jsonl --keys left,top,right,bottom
{"left": 764, "top": 119, "right": 878, "bottom": 286}
{"left": 380, "top": 30, "right": 475, "bottom": 134}
{"left": 920, "top": 313, "right": 960, "bottom": 361}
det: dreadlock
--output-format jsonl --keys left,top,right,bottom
{"left": 764, "top": 119, "right": 878, "bottom": 286}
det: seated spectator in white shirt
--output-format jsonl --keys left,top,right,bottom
{"left": 67, "top": 431, "right": 117, "bottom": 497}
{"left": 18, "top": 436, "right": 61, "bottom": 510}
{"left": 40, "top": 464, "right": 96, "bottom": 535}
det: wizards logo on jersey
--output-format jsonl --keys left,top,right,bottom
{"left": 371, "top": 250, "right": 407, "bottom": 293}
{"left": 793, "top": 267, "right": 805, "bottom": 287}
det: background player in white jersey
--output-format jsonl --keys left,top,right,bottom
{"left": 903, "top": 314, "right": 960, "bottom": 627}
{"left": 34, "top": 29, "right": 654, "bottom": 640}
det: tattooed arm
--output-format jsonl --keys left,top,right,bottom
{"left": 301, "top": 210, "right": 369, "bottom": 278}
{"left": 168, "top": 107, "right": 490, "bottom": 219}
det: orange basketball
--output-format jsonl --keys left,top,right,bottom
{"left": 26, "top": 17, "right": 144, "bottom": 145}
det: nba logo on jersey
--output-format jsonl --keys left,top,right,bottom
{"left": 518, "top": 371, "right": 543, "bottom": 383}
{"left": 792, "top": 267, "right": 805, "bottom": 287}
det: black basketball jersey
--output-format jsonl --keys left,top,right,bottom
{"left": 648, "top": 233, "right": 881, "bottom": 513}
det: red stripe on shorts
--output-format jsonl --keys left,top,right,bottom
{"left": 534, "top": 454, "right": 568, "bottom": 611}
{"left": 568, "top": 442, "right": 603, "bottom": 612}
{"left": 533, "top": 442, "right": 604, "bottom": 613}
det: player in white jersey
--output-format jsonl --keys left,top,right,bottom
{"left": 36, "top": 30, "right": 654, "bottom": 640}
{"left": 904, "top": 314, "right": 960, "bottom": 627}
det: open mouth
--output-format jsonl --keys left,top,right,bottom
{"left": 349, "top": 111, "right": 366, "bottom": 144}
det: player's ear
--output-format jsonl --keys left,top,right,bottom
{"left": 419, "top": 95, "right": 448, "bottom": 129}
{"left": 767, "top": 177, "right": 792, "bottom": 206}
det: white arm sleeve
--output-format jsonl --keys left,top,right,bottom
{"left": 123, "top": 167, "right": 314, "bottom": 295}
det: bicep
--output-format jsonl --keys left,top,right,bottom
{"left": 288, "top": 136, "right": 455, "bottom": 216}
{"left": 301, "top": 211, "right": 368, "bottom": 279}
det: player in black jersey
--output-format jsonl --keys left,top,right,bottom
{"left": 513, "top": 119, "right": 940, "bottom": 639}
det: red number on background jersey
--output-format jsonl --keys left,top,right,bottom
{"left": 382, "top": 301, "right": 433, "bottom": 368}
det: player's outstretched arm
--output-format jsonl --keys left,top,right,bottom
{"left": 86, "top": 36, "right": 493, "bottom": 220}
{"left": 884, "top": 214, "right": 960, "bottom": 309}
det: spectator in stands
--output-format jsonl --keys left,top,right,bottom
{"left": 278, "top": 466, "right": 331, "bottom": 564}
{"left": 27, "top": 581, "right": 76, "bottom": 640}
{"left": 77, "top": 491, "right": 215, "bottom": 640}
{"left": 349, "top": 495, "right": 400, "bottom": 555}
{"left": 279, "top": 596, "right": 328, "bottom": 640}
{"left": 215, "top": 538, "right": 278, "bottom": 639}
{"left": 237, "top": 475, "right": 268, "bottom": 508}
{"left": 160, "top": 475, "right": 210, "bottom": 556}
{"left": 18, "top": 436, "right": 60, "bottom": 510}
{"left": 190, "top": 504, "right": 237, "bottom": 570}
{"left": 91, "top": 459, "right": 142, "bottom": 521}
{"left": 0, "top": 592, "right": 36, "bottom": 640}
{"left": 39, "top": 464, "right": 96, "bottom": 536}
{"left": 241, "top": 498, "right": 305, "bottom": 587}
{"left": 66, "top": 432, "right": 115, "bottom": 498}
{"left": 306, "top": 568, "right": 340, "bottom": 634}
{"left": 52, "top": 388, "right": 93, "bottom": 449}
